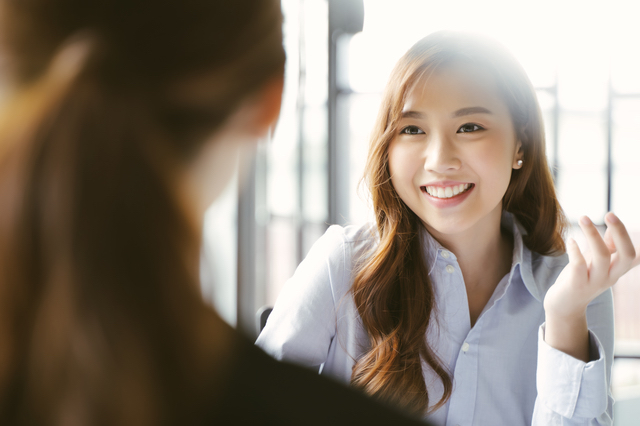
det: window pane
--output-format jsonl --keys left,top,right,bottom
{"left": 348, "top": 93, "right": 381, "bottom": 224}
{"left": 201, "top": 175, "right": 238, "bottom": 326}
{"left": 611, "top": 98, "right": 640, "bottom": 347}
{"left": 265, "top": 217, "right": 298, "bottom": 307}
{"left": 612, "top": 99, "right": 640, "bottom": 230}
{"left": 611, "top": 21, "right": 640, "bottom": 95}
{"left": 614, "top": 266, "right": 640, "bottom": 343}
{"left": 612, "top": 359, "right": 640, "bottom": 424}
{"left": 302, "top": 106, "right": 328, "bottom": 223}
{"left": 536, "top": 89, "right": 557, "bottom": 170}
{"left": 302, "top": 0, "right": 328, "bottom": 106}
{"left": 556, "top": 110, "right": 608, "bottom": 222}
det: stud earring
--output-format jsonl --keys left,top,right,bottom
{"left": 517, "top": 160, "right": 523, "bottom": 167}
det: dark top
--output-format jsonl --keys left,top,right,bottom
{"left": 208, "top": 324, "right": 429, "bottom": 425}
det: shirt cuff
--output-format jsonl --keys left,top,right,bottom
{"left": 537, "top": 323, "right": 608, "bottom": 419}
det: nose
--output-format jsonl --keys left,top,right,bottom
{"left": 423, "top": 131, "right": 461, "bottom": 173}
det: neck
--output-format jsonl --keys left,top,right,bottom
{"left": 426, "top": 207, "right": 513, "bottom": 291}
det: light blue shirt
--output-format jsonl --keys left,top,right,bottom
{"left": 256, "top": 213, "right": 614, "bottom": 425}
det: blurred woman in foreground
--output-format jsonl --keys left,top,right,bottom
{"left": 0, "top": 0, "right": 427, "bottom": 424}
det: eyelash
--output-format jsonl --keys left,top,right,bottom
{"left": 457, "top": 123, "right": 485, "bottom": 133}
{"left": 399, "top": 123, "right": 485, "bottom": 135}
{"left": 399, "top": 125, "right": 424, "bottom": 135}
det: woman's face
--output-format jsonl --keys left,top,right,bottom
{"left": 185, "top": 76, "right": 283, "bottom": 217}
{"left": 387, "top": 62, "right": 523, "bottom": 238}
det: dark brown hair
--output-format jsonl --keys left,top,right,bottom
{"left": 351, "top": 31, "right": 567, "bottom": 414}
{"left": 0, "top": 1, "right": 284, "bottom": 425}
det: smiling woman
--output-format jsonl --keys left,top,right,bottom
{"left": 257, "top": 31, "right": 640, "bottom": 426}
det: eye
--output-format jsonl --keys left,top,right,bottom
{"left": 457, "top": 123, "right": 484, "bottom": 133}
{"left": 399, "top": 125, "right": 425, "bottom": 135}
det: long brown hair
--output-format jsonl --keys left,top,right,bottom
{"left": 351, "top": 31, "right": 567, "bottom": 415}
{"left": 0, "top": 1, "right": 284, "bottom": 425}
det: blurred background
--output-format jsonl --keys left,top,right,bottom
{"left": 200, "top": 0, "right": 640, "bottom": 423}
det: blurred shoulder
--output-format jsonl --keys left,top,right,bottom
{"left": 321, "top": 222, "right": 378, "bottom": 262}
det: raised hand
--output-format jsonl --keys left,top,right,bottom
{"left": 545, "top": 212, "right": 640, "bottom": 319}
{"left": 543, "top": 212, "right": 640, "bottom": 362}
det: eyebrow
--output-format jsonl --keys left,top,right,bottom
{"left": 400, "top": 111, "right": 425, "bottom": 119}
{"left": 400, "top": 106, "right": 493, "bottom": 120}
{"left": 452, "top": 106, "right": 492, "bottom": 117}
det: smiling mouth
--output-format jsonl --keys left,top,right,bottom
{"left": 421, "top": 183, "right": 474, "bottom": 199}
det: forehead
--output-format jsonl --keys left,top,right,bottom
{"left": 402, "top": 61, "right": 509, "bottom": 116}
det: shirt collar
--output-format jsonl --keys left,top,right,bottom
{"left": 418, "top": 226, "right": 448, "bottom": 276}
{"left": 503, "top": 211, "right": 567, "bottom": 302}
{"left": 418, "top": 211, "right": 548, "bottom": 302}
{"left": 501, "top": 210, "right": 525, "bottom": 269}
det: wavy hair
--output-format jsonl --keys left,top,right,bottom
{"left": 351, "top": 31, "right": 567, "bottom": 414}
{"left": 0, "top": 0, "right": 284, "bottom": 424}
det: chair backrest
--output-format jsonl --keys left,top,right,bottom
{"left": 256, "top": 306, "right": 273, "bottom": 334}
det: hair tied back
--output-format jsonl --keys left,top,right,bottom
{"left": 0, "top": 31, "right": 99, "bottom": 151}
{"left": 47, "top": 32, "right": 97, "bottom": 88}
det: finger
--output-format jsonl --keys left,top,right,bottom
{"left": 613, "top": 244, "right": 640, "bottom": 279}
{"left": 633, "top": 244, "right": 640, "bottom": 269}
{"left": 604, "top": 213, "right": 637, "bottom": 276}
{"left": 603, "top": 227, "right": 617, "bottom": 254}
{"left": 578, "top": 216, "right": 611, "bottom": 279}
{"left": 566, "top": 237, "right": 587, "bottom": 269}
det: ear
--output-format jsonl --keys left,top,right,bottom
{"left": 250, "top": 74, "right": 284, "bottom": 136}
{"left": 513, "top": 140, "right": 524, "bottom": 169}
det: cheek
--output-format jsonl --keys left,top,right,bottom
{"left": 388, "top": 142, "right": 421, "bottom": 180}
{"left": 387, "top": 143, "right": 417, "bottom": 195}
{"left": 192, "top": 136, "right": 248, "bottom": 210}
{"left": 201, "top": 142, "right": 240, "bottom": 205}
{"left": 473, "top": 140, "right": 517, "bottom": 190}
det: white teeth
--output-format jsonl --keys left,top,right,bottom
{"left": 425, "top": 183, "right": 472, "bottom": 199}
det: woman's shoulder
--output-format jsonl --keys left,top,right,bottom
{"left": 325, "top": 222, "right": 378, "bottom": 243}
{"left": 278, "top": 222, "right": 379, "bottom": 299}
{"left": 316, "top": 222, "right": 379, "bottom": 261}
{"left": 288, "top": 223, "right": 378, "bottom": 301}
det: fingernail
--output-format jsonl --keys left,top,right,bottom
{"left": 606, "top": 212, "right": 619, "bottom": 223}
{"left": 580, "top": 216, "right": 591, "bottom": 226}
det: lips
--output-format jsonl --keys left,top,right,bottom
{"left": 421, "top": 183, "right": 474, "bottom": 199}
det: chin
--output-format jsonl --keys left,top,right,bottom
{"left": 421, "top": 216, "right": 472, "bottom": 237}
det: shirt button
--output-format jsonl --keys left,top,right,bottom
{"left": 445, "top": 265, "right": 455, "bottom": 274}
{"left": 462, "top": 342, "right": 470, "bottom": 352}
{"left": 441, "top": 250, "right": 450, "bottom": 259}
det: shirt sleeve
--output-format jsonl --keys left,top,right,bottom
{"left": 533, "top": 289, "right": 614, "bottom": 425}
{"left": 255, "top": 225, "right": 348, "bottom": 370}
